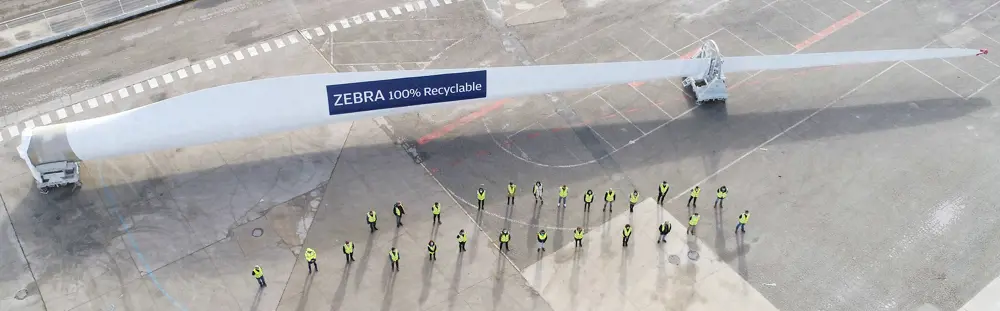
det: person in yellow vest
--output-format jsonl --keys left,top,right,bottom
{"left": 622, "top": 224, "right": 632, "bottom": 247}
{"left": 657, "top": 221, "right": 672, "bottom": 243}
{"left": 603, "top": 188, "right": 615, "bottom": 212}
{"left": 427, "top": 240, "right": 437, "bottom": 261}
{"left": 431, "top": 202, "right": 442, "bottom": 225}
{"left": 393, "top": 202, "right": 406, "bottom": 227}
{"left": 687, "top": 186, "right": 701, "bottom": 208}
{"left": 305, "top": 247, "right": 318, "bottom": 273}
{"left": 389, "top": 248, "right": 400, "bottom": 271}
{"left": 499, "top": 229, "right": 510, "bottom": 252}
{"left": 456, "top": 229, "right": 468, "bottom": 252}
{"left": 477, "top": 186, "right": 486, "bottom": 209}
{"left": 533, "top": 181, "right": 544, "bottom": 204}
{"left": 536, "top": 230, "right": 547, "bottom": 252}
{"left": 251, "top": 265, "right": 266, "bottom": 287}
{"left": 507, "top": 182, "right": 517, "bottom": 205}
{"left": 714, "top": 186, "right": 728, "bottom": 209}
{"left": 656, "top": 181, "right": 670, "bottom": 205}
{"left": 573, "top": 227, "right": 584, "bottom": 247}
{"left": 366, "top": 210, "right": 378, "bottom": 233}
{"left": 735, "top": 210, "right": 749, "bottom": 234}
{"left": 629, "top": 190, "right": 639, "bottom": 213}
{"left": 687, "top": 213, "right": 700, "bottom": 235}
{"left": 343, "top": 241, "right": 355, "bottom": 262}
{"left": 583, "top": 189, "right": 594, "bottom": 212}
{"left": 558, "top": 185, "right": 569, "bottom": 208}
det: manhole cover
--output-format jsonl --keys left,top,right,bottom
{"left": 687, "top": 250, "right": 700, "bottom": 261}
{"left": 14, "top": 289, "right": 27, "bottom": 300}
{"left": 668, "top": 255, "right": 681, "bottom": 265}
{"left": 251, "top": 228, "right": 263, "bottom": 237}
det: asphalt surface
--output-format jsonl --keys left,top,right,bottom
{"left": 3, "top": 0, "right": 1000, "bottom": 310}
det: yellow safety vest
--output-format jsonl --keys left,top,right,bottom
{"left": 630, "top": 192, "right": 638, "bottom": 203}
{"left": 623, "top": 227, "right": 632, "bottom": 237}
{"left": 343, "top": 243, "right": 354, "bottom": 254}
{"left": 428, "top": 244, "right": 436, "bottom": 254}
{"left": 508, "top": 185, "right": 516, "bottom": 195}
{"left": 559, "top": 186, "right": 568, "bottom": 198}
{"left": 478, "top": 190, "right": 486, "bottom": 200}
{"left": 500, "top": 233, "right": 510, "bottom": 242}
{"left": 457, "top": 234, "right": 467, "bottom": 243}
{"left": 394, "top": 205, "right": 403, "bottom": 216}
{"left": 253, "top": 267, "right": 263, "bottom": 278}
{"left": 574, "top": 230, "right": 584, "bottom": 240}
{"left": 389, "top": 250, "right": 399, "bottom": 262}
{"left": 689, "top": 215, "right": 700, "bottom": 226}
{"left": 659, "top": 183, "right": 669, "bottom": 194}
{"left": 691, "top": 188, "right": 700, "bottom": 198}
{"left": 305, "top": 248, "right": 316, "bottom": 260}
{"left": 367, "top": 212, "right": 377, "bottom": 222}
{"left": 605, "top": 191, "right": 615, "bottom": 201}
{"left": 533, "top": 184, "right": 541, "bottom": 195}
{"left": 537, "top": 233, "right": 547, "bottom": 242}
{"left": 739, "top": 213, "right": 749, "bottom": 224}
{"left": 432, "top": 203, "right": 441, "bottom": 215}
{"left": 584, "top": 193, "right": 594, "bottom": 203}
{"left": 660, "top": 223, "right": 671, "bottom": 233}
{"left": 717, "top": 190, "right": 727, "bottom": 199}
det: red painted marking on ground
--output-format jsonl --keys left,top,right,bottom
{"left": 527, "top": 132, "right": 541, "bottom": 139}
{"left": 476, "top": 150, "right": 490, "bottom": 157}
{"left": 551, "top": 128, "right": 564, "bottom": 132}
{"left": 417, "top": 99, "right": 510, "bottom": 145}
{"left": 450, "top": 159, "right": 463, "bottom": 166}
{"left": 625, "top": 107, "right": 640, "bottom": 113}
{"left": 429, "top": 167, "right": 440, "bottom": 173}
{"left": 795, "top": 10, "right": 864, "bottom": 51}
{"left": 602, "top": 113, "right": 618, "bottom": 119}
{"left": 629, "top": 81, "right": 645, "bottom": 87}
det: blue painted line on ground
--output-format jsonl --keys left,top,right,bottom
{"left": 98, "top": 165, "right": 189, "bottom": 311}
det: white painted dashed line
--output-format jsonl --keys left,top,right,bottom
{"left": 392, "top": 6, "right": 402, "bottom": 14}
{"left": 234, "top": 51, "right": 245, "bottom": 60}
{"left": 206, "top": 59, "right": 217, "bottom": 69}
{"left": 313, "top": 27, "right": 324, "bottom": 37}
{"left": 23, "top": 120, "right": 35, "bottom": 130}
{"left": 56, "top": 109, "right": 68, "bottom": 120}
{"left": 118, "top": 88, "right": 130, "bottom": 98}
{"left": 248, "top": 46, "right": 259, "bottom": 56}
{"left": 353, "top": 15, "right": 364, "bottom": 25}
{"left": 147, "top": 78, "right": 159, "bottom": 89}
{"left": 395, "top": 64, "right": 406, "bottom": 70}
{"left": 261, "top": 42, "right": 272, "bottom": 52}
{"left": 370, "top": 65, "right": 380, "bottom": 71}
{"left": 302, "top": 30, "right": 313, "bottom": 40}
{"left": 431, "top": 0, "right": 440, "bottom": 7}
{"left": 177, "top": 68, "right": 189, "bottom": 79}
{"left": 7, "top": 126, "right": 19, "bottom": 137}
{"left": 444, "top": 0, "right": 452, "bottom": 4}
{"left": 133, "top": 83, "right": 144, "bottom": 94}
{"left": 340, "top": 19, "right": 351, "bottom": 28}
{"left": 72, "top": 103, "right": 83, "bottom": 113}
{"left": 275, "top": 38, "right": 286, "bottom": 48}
{"left": 162, "top": 73, "right": 174, "bottom": 84}
{"left": 103, "top": 93, "right": 114, "bottom": 103}
{"left": 327, "top": 24, "right": 338, "bottom": 32}
{"left": 405, "top": 3, "right": 414, "bottom": 11}
{"left": 192, "top": 64, "right": 203, "bottom": 74}
{"left": 379, "top": 9, "right": 390, "bottom": 18}
{"left": 40, "top": 114, "right": 52, "bottom": 125}
{"left": 418, "top": 1, "right": 427, "bottom": 10}
{"left": 221, "top": 55, "right": 231, "bottom": 65}
{"left": 87, "top": 98, "right": 99, "bottom": 108}
{"left": 366, "top": 12, "right": 376, "bottom": 21}
{"left": 288, "top": 35, "right": 299, "bottom": 44}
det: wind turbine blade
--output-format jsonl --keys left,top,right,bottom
{"left": 722, "top": 48, "right": 984, "bottom": 73}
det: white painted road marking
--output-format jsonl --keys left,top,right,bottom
{"left": 392, "top": 6, "right": 402, "bottom": 14}
{"left": 248, "top": 46, "right": 259, "bottom": 56}
{"left": 261, "top": 42, "right": 272, "bottom": 52}
{"left": 960, "top": 272, "right": 1000, "bottom": 310}
{"left": 366, "top": 12, "right": 376, "bottom": 21}
{"left": 40, "top": 114, "right": 52, "bottom": 125}
{"left": 192, "top": 64, "right": 202, "bottom": 74}
{"left": 23, "top": 120, "right": 34, "bottom": 130}
{"left": 72, "top": 104, "right": 83, "bottom": 113}
{"left": 7, "top": 126, "right": 18, "bottom": 137}
{"left": 405, "top": 3, "right": 414, "bottom": 11}
{"left": 418, "top": 0, "right": 427, "bottom": 9}
{"left": 353, "top": 15, "right": 364, "bottom": 24}
{"left": 87, "top": 98, "right": 99, "bottom": 108}
{"left": 119, "top": 88, "right": 130, "bottom": 98}
{"left": 147, "top": 78, "right": 159, "bottom": 89}
{"left": 431, "top": 0, "right": 440, "bottom": 7}
{"left": 103, "top": 93, "right": 114, "bottom": 103}
{"left": 56, "top": 109, "right": 67, "bottom": 120}
{"left": 275, "top": 38, "right": 286, "bottom": 48}
{"left": 288, "top": 35, "right": 299, "bottom": 44}
{"left": 340, "top": 19, "right": 351, "bottom": 28}
{"left": 379, "top": 9, "right": 390, "bottom": 18}
{"left": 234, "top": 51, "right": 245, "bottom": 60}
{"left": 206, "top": 59, "right": 217, "bottom": 69}
{"left": 162, "top": 73, "right": 174, "bottom": 84}
{"left": 133, "top": 83, "right": 144, "bottom": 94}
{"left": 221, "top": 55, "right": 231, "bottom": 65}
{"left": 302, "top": 30, "right": 313, "bottom": 40}
{"left": 177, "top": 68, "right": 189, "bottom": 78}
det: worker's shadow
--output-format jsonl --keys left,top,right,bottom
{"left": 419, "top": 255, "right": 434, "bottom": 303}
{"left": 713, "top": 206, "right": 726, "bottom": 257}
{"left": 247, "top": 287, "right": 263, "bottom": 311}
{"left": 491, "top": 249, "right": 506, "bottom": 311}
{"left": 447, "top": 252, "right": 465, "bottom": 311}
{"left": 331, "top": 267, "right": 352, "bottom": 311}
{"left": 291, "top": 273, "right": 315, "bottom": 311}
{"left": 681, "top": 82, "right": 729, "bottom": 181}
{"left": 353, "top": 231, "right": 377, "bottom": 288}
{"left": 380, "top": 261, "right": 398, "bottom": 311}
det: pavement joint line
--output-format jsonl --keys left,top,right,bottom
{"left": 2, "top": 0, "right": 466, "bottom": 142}
{"left": 902, "top": 61, "right": 964, "bottom": 98}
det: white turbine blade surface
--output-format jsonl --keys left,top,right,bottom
{"left": 723, "top": 48, "right": 983, "bottom": 73}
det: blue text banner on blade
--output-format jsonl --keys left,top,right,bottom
{"left": 327, "top": 70, "right": 488, "bottom": 115}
